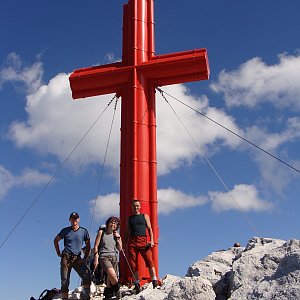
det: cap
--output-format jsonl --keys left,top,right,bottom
{"left": 69, "top": 212, "right": 80, "bottom": 219}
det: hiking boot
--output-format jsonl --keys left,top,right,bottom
{"left": 80, "top": 288, "right": 90, "bottom": 300}
{"left": 115, "top": 289, "right": 122, "bottom": 299}
{"left": 133, "top": 282, "right": 141, "bottom": 294}
{"left": 112, "top": 283, "right": 121, "bottom": 299}
{"left": 103, "top": 287, "right": 114, "bottom": 299}
{"left": 152, "top": 279, "right": 158, "bottom": 288}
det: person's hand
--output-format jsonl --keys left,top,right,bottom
{"left": 145, "top": 242, "right": 154, "bottom": 249}
{"left": 56, "top": 251, "right": 62, "bottom": 257}
{"left": 113, "top": 231, "right": 121, "bottom": 240}
{"left": 94, "top": 256, "right": 99, "bottom": 268}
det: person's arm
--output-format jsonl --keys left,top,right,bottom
{"left": 84, "top": 239, "right": 91, "bottom": 261}
{"left": 144, "top": 214, "right": 154, "bottom": 247}
{"left": 54, "top": 235, "right": 62, "bottom": 257}
{"left": 113, "top": 231, "right": 123, "bottom": 251}
{"left": 93, "top": 229, "right": 103, "bottom": 268}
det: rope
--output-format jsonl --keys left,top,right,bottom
{"left": 0, "top": 94, "right": 118, "bottom": 251}
{"left": 88, "top": 104, "right": 149, "bottom": 233}
{"left": 156, "top": 87, "right": 300, "bottom": 174}
{"left": 158, "top": 88, "right": 261, "bottom": 237}
{"left": 88, "top": 96, "right": 119, "bottom": 233}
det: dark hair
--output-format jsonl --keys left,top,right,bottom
{"left": 131, "top": 199, "right": 140, "bottom": 204}
{"left": 105, "top": 216, "right": 120, "bottom": 229}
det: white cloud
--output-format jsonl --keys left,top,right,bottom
{"left": 90, "top": 188, "right": 208, "bottom": 221}
{"left": 244, "top": 118, "right": 300, "bottom": 193}
{"left": 156, "top": 85, "right": 242, "bottom": 174}
{"left": 0, "top": 165, "right": 14, "bottom": 199}
{"left": 9, "top": 73, "right": 122, "bottom": 173}
{"left": 89, "top": 193, "right": 120, "bottom": 221}
{"left": 15, "top": 168, "right": 52, "bottom": 187}
{"left": 209, "top": 53, "right": 300, "bottom": 195}
{"left": 210, "top": 53, "right": 300, "bottom": 110}
{"left": 247, "top": 117, "right": 300, "bottom": 152}
{"left": 6, "top": 57, "right": 243, "bottom": 177}
{"left": 0, "top": 165, "right": 51, "bottom": 200}
{"left": 158, "top": 188, "right": 208, "bottom": 215}
{"left": 104, "top": 53, "right": 121, "bottom": 63}
{"left": 89, "top": 185, "right": 270, "bottom": 221}
{"left": 209, "top": 184, "right": 273, "bottom": 212}
{"left": 0, "top": 52, "right": 43, "bottom": 93}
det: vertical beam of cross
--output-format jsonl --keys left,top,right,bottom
{"left": 69, "top": 0, "right": 209, "bottom": 283}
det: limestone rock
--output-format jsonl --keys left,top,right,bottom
{"left": 120, "top": 275, "right": 215, "bottom": 300}
{"left": 64, "top": 237, "right": 300, "bottom": 300}
{"left": 166, "top": 276, "right": 215, "bottom": 300}
{"left": 229, "top": 237, "right": 300, "bottom": 300}
{"left": 186, "top": 245, "right": 243, "bottom": 299}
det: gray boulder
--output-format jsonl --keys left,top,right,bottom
{"left": 229, "top": 237, "right": 300, "bottom": 300}
{"left": 121, "top": 274, "right": 215, "bottom": 300}
{"left": 178, "top": 237, "right": 300, "bottom": 299}
{"left": 186, "top": 245, "right": 243, "bottom": 299}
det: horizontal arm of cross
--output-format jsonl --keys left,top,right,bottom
{"left": 138, "top": 49, "right": 209, "bottom": 87}
{"left": 69, "top": 49, "right": 209, "bottom": 100}
{"left": 70, "top": 62, "right": 132, "bottom": 99}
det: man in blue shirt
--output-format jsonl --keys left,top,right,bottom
{"left": 54, "top": 212, "right": 92, "bottom": 300}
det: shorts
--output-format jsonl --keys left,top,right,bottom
{"left": 100, "top": 255, "right": 118, "bottom": 272}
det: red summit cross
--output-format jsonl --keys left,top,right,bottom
{"left": 69, "top": 0, "right": 209, "bottom": 284}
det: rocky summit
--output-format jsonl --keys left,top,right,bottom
{"left": 59, "top": 237, "right": 300, "bottom": 300}
{"left": 186, "top": 237, "right": 300, "bottom": 300}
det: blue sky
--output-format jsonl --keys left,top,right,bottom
{"left": 1, "top": 1, "right": 300, "bottom": 299}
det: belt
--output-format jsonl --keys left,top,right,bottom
{"left": 62, "top": 252, "right": 81, "bottom": 259}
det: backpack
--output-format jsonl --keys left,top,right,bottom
{"left": 30, "top": 288, "right": 60, "bottom": 300}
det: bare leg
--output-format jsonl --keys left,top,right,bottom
{"left": 106, "top": 267, "right": 118, "bottom": 287}
{"left": 148, "top": 267, "right": 156, "bottom": 279}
